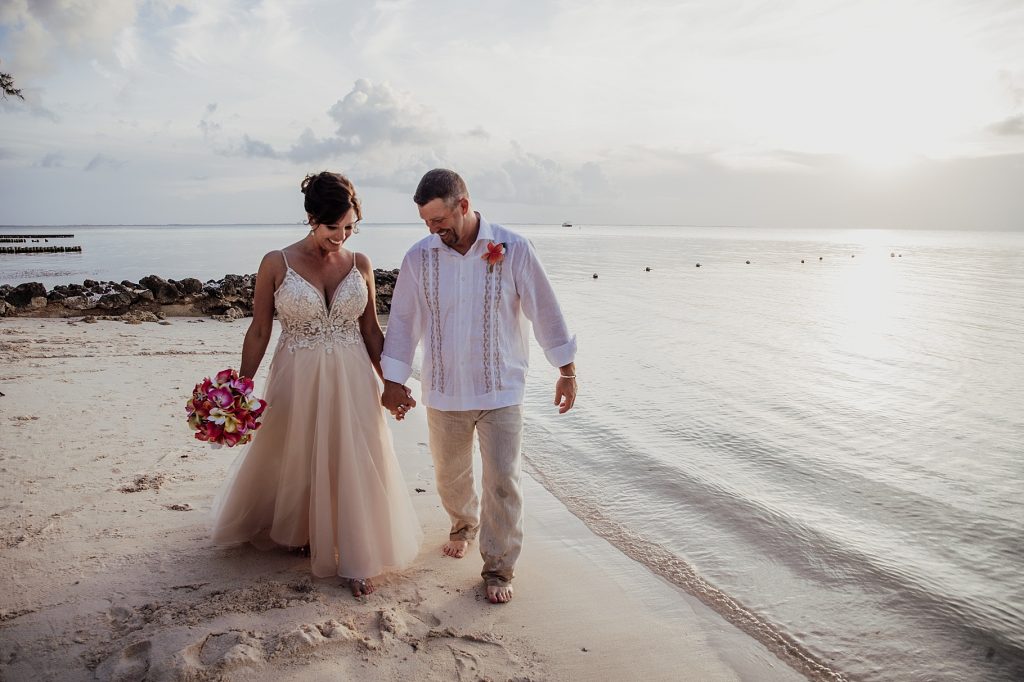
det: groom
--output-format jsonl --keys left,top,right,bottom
{"left": 381, "top": 168, "right": 577, "bottom": 604}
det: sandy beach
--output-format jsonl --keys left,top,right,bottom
{"left": 0, "top": 317, "right": 803, "bottom": 681}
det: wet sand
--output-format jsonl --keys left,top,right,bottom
{"left": 0, "top": 317, "right": 803, "bottom": 681}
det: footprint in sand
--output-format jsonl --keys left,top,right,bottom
{"left": 377, "top": 607, "right": 409, "bottom": 639}
{"left": 106, "top": 639, "right": 151, "bottom": 682}
{"left": 274, "top": 618, "right": 363, "bottom": 655}
{"left": 173, "top": 630, "right": 264, "bottom": 678}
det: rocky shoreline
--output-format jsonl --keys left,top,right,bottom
{"left": 0, "top": 270, "right": 399, "bottom": 321}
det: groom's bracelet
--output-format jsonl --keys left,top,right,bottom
{"left": 559, "top": 374, "right": 576, "bottom": 379}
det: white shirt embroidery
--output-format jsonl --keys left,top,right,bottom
{"left": 382, "top": 216, "right": 576, "bottom": 410}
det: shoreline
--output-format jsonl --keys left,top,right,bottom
{"left": 0, "top": 317, "right": 804, "bottom": 680}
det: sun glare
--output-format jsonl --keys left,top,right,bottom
{"left": 726, "top": 3, "right": 998, "bottom": 173}
{"left": 831, "top": 242, "right": 904, "bottom": 360}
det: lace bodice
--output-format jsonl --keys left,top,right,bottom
{"left": 274, "top": 264, "right": 367, "bottom": 353}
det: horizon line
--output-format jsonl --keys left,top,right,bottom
{"left": 0, "top": 223, "right": 1011, "bottom": 231}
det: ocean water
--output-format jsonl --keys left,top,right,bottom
{"left": 3, "top": 223, "right": 1023, "bottom": 680}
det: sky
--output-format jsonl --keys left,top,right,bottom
{"left": 1, "top": 0, "right": 1023, "bottom": 229}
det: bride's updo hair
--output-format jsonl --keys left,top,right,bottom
{"left": 301, "top": 171, "right": 362, "bottom": 226}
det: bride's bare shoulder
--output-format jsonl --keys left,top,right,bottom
{"left": 352, "top": 251, "right": 373, "bottom": 273}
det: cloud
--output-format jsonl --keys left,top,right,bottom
{"left": 234, "top": 135, "right": 279, "bottom": 160}
{"left": 353, "top": 150, "right": 450, "bottom": 193}
{"left": 988, "top": 114, "right": 1024, "bottom": 136}
{"left": 573, "top": 161, "right": 609, "bottom": 195}
{"left": 39, "top": 152, "right": 65, "bottom": 167}
{"left": 84, "top": 153, "right": 126, "bottom": 172}
{"left": 198, "top": 103, "right": 222, "bottom": 140}
{"left": 0, "top": 87, "right": 60, "bottom": 121}
{"left": 469, "top": 145, "right": 612, "bottom": 206}
{"left": 325, "top": 79, "right": 442, "bottom": 150}
{"left": 0, "top": 0, "right": 138, "bottom": 77}
{"left": 222, "top": 79, "right": 446, "bottom": 163}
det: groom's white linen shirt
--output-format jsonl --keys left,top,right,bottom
{"left": 382, "top": 215, "right": 576, "bottom": 411}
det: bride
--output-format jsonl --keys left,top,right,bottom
{"left": 210, "top": 171, "right": 421, "bottom": 596}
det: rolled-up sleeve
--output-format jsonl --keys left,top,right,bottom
{"left": 381, "top": 251, "right": 423, "bottom": 384}
{"left": 516, "top": 240, "right": 577, "bottom": 368}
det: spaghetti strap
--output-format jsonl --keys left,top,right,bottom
{"left": 279, "top": 250, "right": 290, "bottom": 270}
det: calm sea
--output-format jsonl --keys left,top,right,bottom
{"left": 3, "top": 223, "right": 1023, "bottom": 681}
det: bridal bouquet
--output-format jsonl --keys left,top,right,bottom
{"left": 186, "top": 369, "right": 267, "bottom": 448}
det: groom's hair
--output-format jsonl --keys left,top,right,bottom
{"left": 414, "top": 169, "right": 468, "bottom": 208}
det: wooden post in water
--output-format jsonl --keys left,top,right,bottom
{"left": 0, "top": 246, "right": 83, "bottom": 254}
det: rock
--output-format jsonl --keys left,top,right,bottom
{"left": 96, "top": 292, "right": 133, "bottom": 310}
{"left": 2, "top": 269, "right": 402, "bottom": 319}
{"left": 139, "top": 275, "right": 181, "bottom": 304}
{"left": 6, "top": 282, "right": 46, "bottom": 307}
{"left": 121, "top": 310, "right": 161, "bottom": 323}
{"left": 212, "top": 307, "right": 244, "bottom": 322}
{"left": 374, "top": 269, "right": 399, "bottom": 314}
{"left": 62, "top": 296, "right": 94, "bottom": 311}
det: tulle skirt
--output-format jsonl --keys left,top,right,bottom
{"left": 210, "top": 339, "right": 422, "bottom": 579}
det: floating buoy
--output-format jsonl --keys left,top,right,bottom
{"left": 819, "top": 257, "right": 823, "bottom": 261}
{"left": 645, "top": 267, "right": 651, "bottom": 272}
{"left": 592, "top": 273, "right": 598, "bottom": 279}
{"left": 801, "top": 259, "right": 805, "bottom": 263}
{"left": 745, "top": 260, "right": 750, "bottom": 264}
{"left": 695, "top": 263, "right": 701, "bottom": 268}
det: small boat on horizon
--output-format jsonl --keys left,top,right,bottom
{"left": 561, "top": 221, "right": 572, "bottom": 227}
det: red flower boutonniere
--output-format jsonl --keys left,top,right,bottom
{"left": 482, "top": 241, "right": 507, "bottom": 272}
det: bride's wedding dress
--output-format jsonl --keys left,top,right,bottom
{"left": 211, "top": 252, "right": 421, "bottom": 579}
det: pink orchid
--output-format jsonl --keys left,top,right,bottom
{"left": 215, "top": 368, "right": 236, "bottom": 386}
{"left": 231, "top": 376, "right": 254, "bottom": 395}
{"left": 207, "top": 387, "right": 234, "bottom": 409}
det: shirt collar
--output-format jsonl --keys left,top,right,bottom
{"left": 475, "top": 213, "right": 495, "bottom": 246}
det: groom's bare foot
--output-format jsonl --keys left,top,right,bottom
{"left": 485, "top": 578, "right": 513, "bottom": 604}
{"left": 442, "top": 539, "right": 469, "bottom": 558}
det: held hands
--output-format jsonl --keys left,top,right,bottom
{"left": 382, "top": 380, "right": 416, "bottom": 421}
{"left": 554, "top": 373, "right": 577, "bottom": 414}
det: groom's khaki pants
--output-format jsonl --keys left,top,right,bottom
{"left": 426, "top": 405, "right": 524, "bottom": 583}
